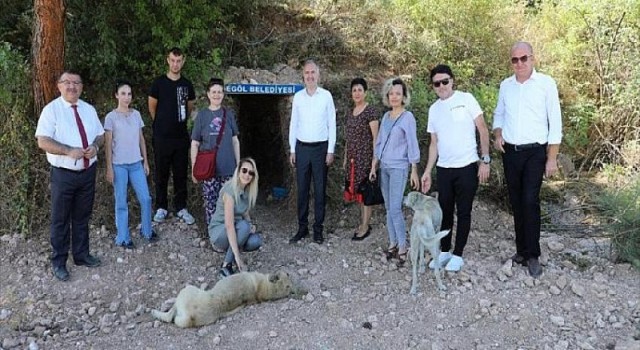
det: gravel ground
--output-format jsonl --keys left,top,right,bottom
{"left": 0, "top": 199, "right": 639, "bottom": 350}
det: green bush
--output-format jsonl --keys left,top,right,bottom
{"left": 0, "top": 42, "right": 41, "bottom": 235}
{"left": 596, "top": 170, "right": 640, "bottom": 268}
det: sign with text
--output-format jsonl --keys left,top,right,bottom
{"left": 225, "top": 84, "right": 304, "bottom": 95}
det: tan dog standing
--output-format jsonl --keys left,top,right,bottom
{"left": 403, "top": 191, "right": 449, "bottom": 293}
{"left": 151, "top": 270, "right": 304, "bottom": 328}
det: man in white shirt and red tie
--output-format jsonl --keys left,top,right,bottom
{"left": 288, "top": 59, "right": 337, "bottom": 244}
{"left": 493, "top": 42, "right": 563, "bottom": 277}
{"left": 35, "top": 71, "right": 104, "bottom": 281}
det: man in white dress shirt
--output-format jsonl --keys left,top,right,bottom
{"left": 493, "top": 42, "right": 563, "bottom": 277}
{"left": 288, "top": 59, "right": 337, "bottom": 244}
{"left": 35, "top": 71, "right": 104, "bottom": 281}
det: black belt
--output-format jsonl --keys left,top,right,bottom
{"left": 53, "top": 163, "right": 95, "bottom": 173}
{"left": 297, "top": 140, "right": 328, "bottom": 146}
{"left": 504, "top": 142, "right": 546, "bottom": 152}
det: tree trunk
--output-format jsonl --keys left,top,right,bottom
{"left": 32, "top": 0, "right": 65, "bottom": 117}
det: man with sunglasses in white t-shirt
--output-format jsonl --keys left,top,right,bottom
{"left": 421, "top": 64, "right": 491, "bottom": 272}
{"left": 492, "top": 41, "right": 563, "bottom": 278}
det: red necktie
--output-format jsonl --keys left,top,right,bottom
{"left": 71, "top": 105, "right": 90, "bottom": 169}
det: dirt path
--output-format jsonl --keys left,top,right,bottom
{"left": 0, "top": 200, "right": 638, "bottom": 350}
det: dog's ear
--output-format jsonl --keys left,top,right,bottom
{"left": 269, "top": 273, "right": 280, "bottom": 283}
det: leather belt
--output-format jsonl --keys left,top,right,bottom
{"left": 53, "top": 163, "right": 95, "bottom": 173}
{"left": 297, "top": 140, "right": 328, "bottom": 146}
{"left": 504, "top": 142, "right": 546, "bottom": 152}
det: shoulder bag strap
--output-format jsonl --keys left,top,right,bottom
{"left": 380, "top": 111, "right": 403, "bottom": 160}
{"left": 213, "top": 108, "right": 227, "bottom": 150}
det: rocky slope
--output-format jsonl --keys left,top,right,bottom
{"left": 0, "top": 200, "right": 638, "bottom": 350}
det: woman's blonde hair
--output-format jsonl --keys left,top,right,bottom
{"left": 229, "top": 157, "right": 259, "bottom": 209}
{"left": 381, "top": 77, "right": 411, "bottom": 107}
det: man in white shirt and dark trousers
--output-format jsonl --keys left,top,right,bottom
{"left": 288, "top": 60, "right": 337, "bottom": 244}
{"left": 35, "top": 71, "right": 105, "bottom": 281}
{"left": 421, "top": 64, "right": 491, "bottom": 272}
{"left": 493, "top": 42, "right": 563, "bottom": 277}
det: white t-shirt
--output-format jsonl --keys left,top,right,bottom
{"left": 427, "top": 91, "right": 482, "bottom": 168}
{"left": 104, "top": 109, "right": 144, "bottom": 165}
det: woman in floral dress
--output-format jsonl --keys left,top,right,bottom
{"left": 343, "top": 78, "right": 379, "bottom": 240}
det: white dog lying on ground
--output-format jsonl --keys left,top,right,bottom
{"left": 403, "top": 191, "right": 450, "bottom": 294}
{"left": 151, "top": 270, "right": 305, "bottom": 328}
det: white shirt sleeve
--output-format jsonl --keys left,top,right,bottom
{"left": 492, "top": 81, "right": 506, "bottom": 131}
{"left": 327, "top": 93, "right": 337, "bottom": 153}
{"left": 288, "top": 93, "right": 299, "bottom": 153}
{"left": 545, "top": 78, "right": 563, "bottom": 144}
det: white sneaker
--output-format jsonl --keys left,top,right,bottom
{"left": 153, "top": 208, "right": 168, "bottom": 223}
{"left": 177, "top": 209, "right": 196, "bottom": 225}
{"left": 429, "top": 252, "right": 452, "bottom": 269}
{"left": 445, "top": 255, "right": 464, "bottom": 272}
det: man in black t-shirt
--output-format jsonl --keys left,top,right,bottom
{"left": 148, "top": 47, "right": 196, "bottom": 225}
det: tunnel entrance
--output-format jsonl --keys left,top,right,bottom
{"left": 225, "top": 81, "right": 303, "bottom": 200}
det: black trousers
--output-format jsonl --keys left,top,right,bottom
{"left": 50, "top": 164, "right": 97, "bottom": 268}
{"left": 502, "top": 144, "right": 546, "bottom": 259}
{"left": 153, "top": 137, "right": 189, "bottom": 211}
{"left": 295, "top": 140, "right": 328, "bottom": 235}
{"left": 436, "top": 162, "right": 478, "bottom": 256}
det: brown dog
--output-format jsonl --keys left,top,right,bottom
{"left": 151, "top": 270, "right": 305, "bottom": 328}
{"left": 404, "top": 191, "right": 449, "bottom": 294}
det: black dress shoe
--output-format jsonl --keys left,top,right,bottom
{"left": 145, "top": 230, "right": 159, "bottom": 243}
{"left": 74, "top": 254, "right": 101, "bottom": 267}
{"left": 52, "top": 266, "right": 70, "bottom": 281}
{"left": 116, "top": 241, "right": 136, "bottom": 250}
{"left": 289, "top": 230, "right": 309, "bottom": 244}
{"left": 527, "top": 257, "right": 542, "bottom": 278}
{"left": 506, "top": 253, "right": 528, "bottom": 266}
{"left": 313, "top": 232, "right": 324, "bottom": 244}
{"left": 218, "top": 263, "right": 235, "bottom": 279}
{"left": 352, "top": 226, "right": 371, "bottom": 241}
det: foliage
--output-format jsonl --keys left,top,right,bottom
{"left": 530, "top": 0, "right": 640, "bottom": 169}
{"left": 64, "top": 0, "right": 226, "bottom": 105}
{"left": 596, "top": 170, "right": 640, "bottom": 268}
{"left": 0, "top": 42, "right": 42, "bottom": 235}
{"left": 0, "top": 0, "right": 639, "bottom": 240}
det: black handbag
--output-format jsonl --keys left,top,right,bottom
{"left": 358, "top": 175, "right": 384, "bottom": 206}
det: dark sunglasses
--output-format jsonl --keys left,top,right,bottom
{"left": 432, "top": 79, "right": 451, "bottom": 88}
{"left": 511, "top": 55, "right": 532, "bottom": 64}
{"left": 241, "top": 167, "right": 255, "bottom": 177}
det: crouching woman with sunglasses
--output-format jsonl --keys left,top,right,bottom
{"left": 208, "top": 158, "right": 262, "bottom": 278}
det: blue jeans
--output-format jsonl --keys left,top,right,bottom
{"left": 380, "top": 167, "right": 409, "bottom": 250}
{"left": 209, "top": 219, "right": 263, "bottom": 264}
{"left": 113, "top": 161, "right": 152, "bottom": 244}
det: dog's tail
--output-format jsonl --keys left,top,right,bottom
{"left": 151, "top": 304, "right": 176, "bottom": 323}
{"left": 416, "top": 229, "right": 450, "bottom": 247}
{"left": 434, "top": 230, "right": 449, "bottom": 241}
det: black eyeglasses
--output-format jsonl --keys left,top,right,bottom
{"left": 58, "top": 80, "right": 83, "bottom": 86}
{"left": 241, "top": 168, "right": 255, "bottom": 177}
{"left": 432, "top": 79, "right": 451, "bottom": 88}
{"left": 511, "top": 55, "right": 533, "bottom": 64}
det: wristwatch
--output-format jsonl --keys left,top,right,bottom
{"left": 481, "top": 154, "right": 491, "bottom": 164}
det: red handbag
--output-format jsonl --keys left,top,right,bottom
{"left": 343, "top": 158, "right": 363, "bottom": 202}
{"left": 193, "top": 109, "right": 226, "bottom": 181}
